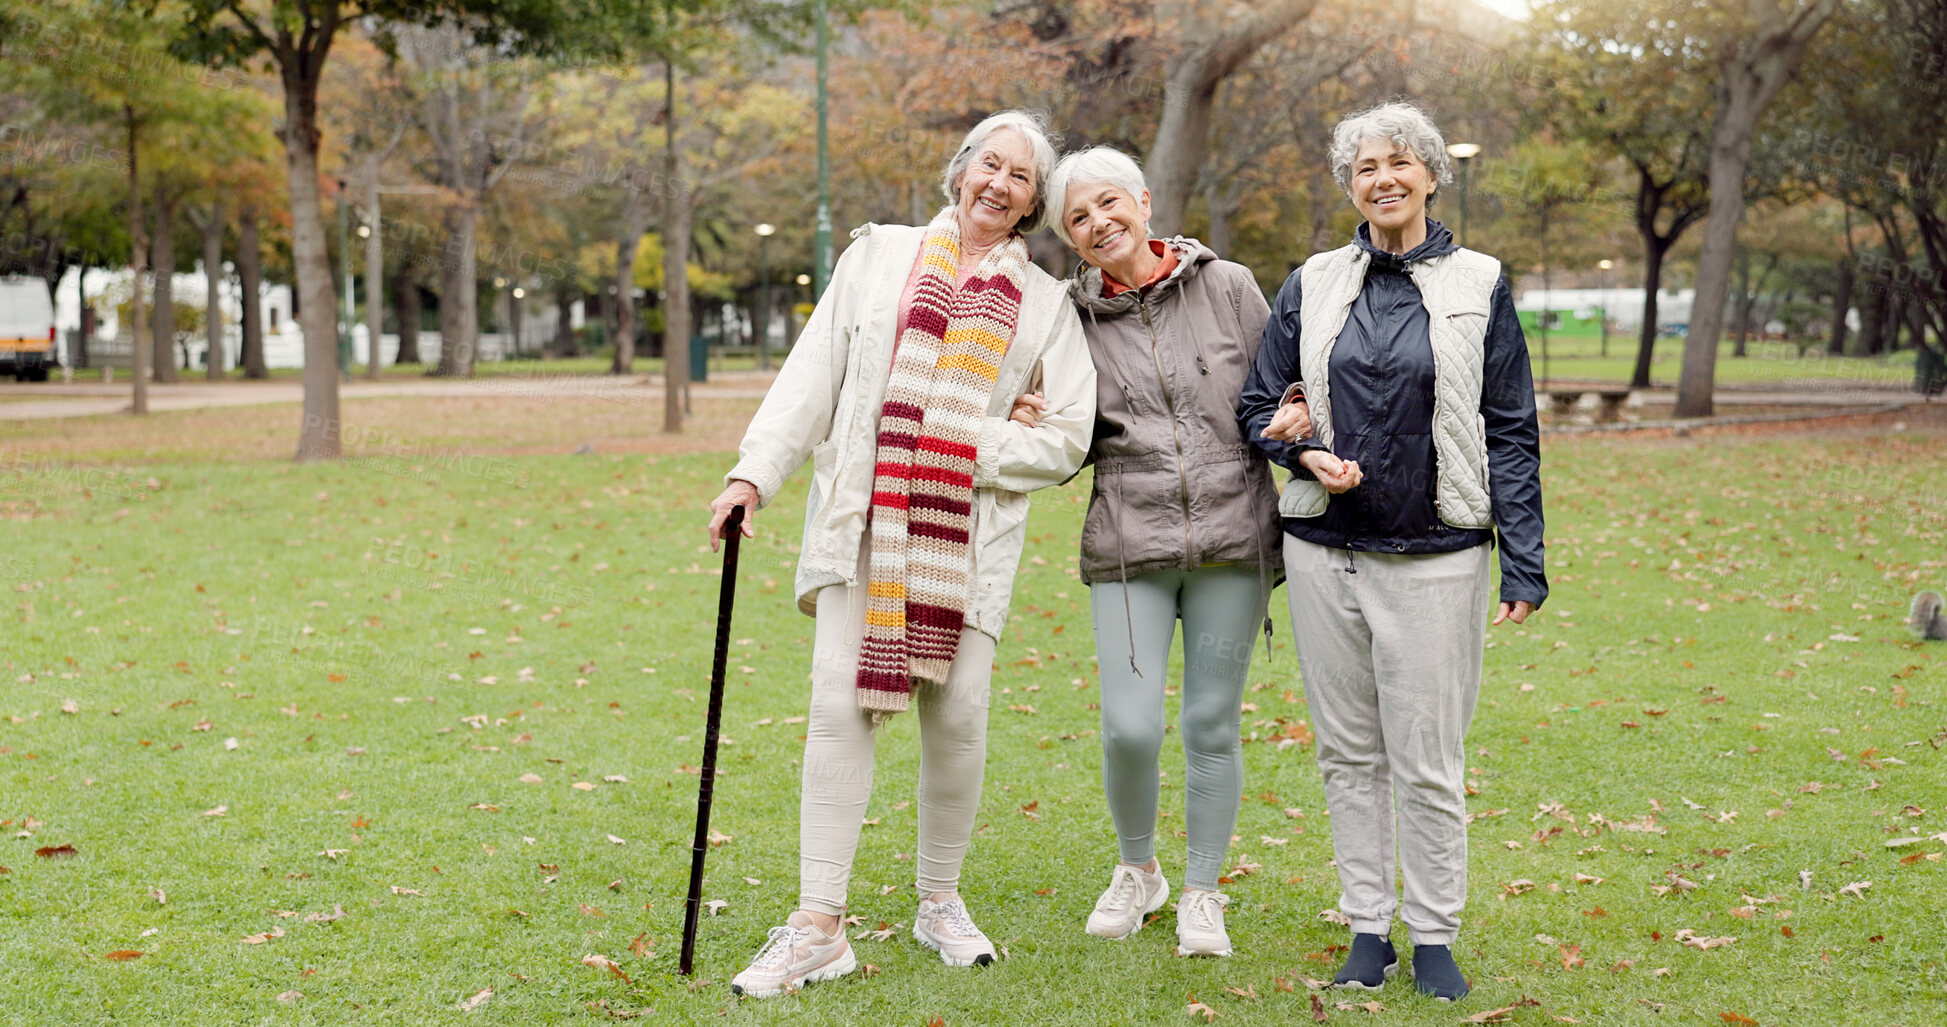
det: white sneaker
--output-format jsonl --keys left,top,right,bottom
{"left": 1174, "top": 889, "right": 1232, "bottom": 957}
{"left": 1085, "top": 863, "right": 1170, "bottom": 940}
{"left": 730, "top": 910, "right": 857, "bottom": 998}
{"left": 912, "top": 896, "right": 997, "bottom": 967}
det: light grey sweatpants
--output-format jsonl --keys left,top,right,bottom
{"left": 1282, "top": 535, "right": 1490, "bottom": 945}
{"left": 797, "top": 543, "right": 995, "bottom": 916}
{"left": 1091, "top": 564, "right": 1265, "bottom": 892}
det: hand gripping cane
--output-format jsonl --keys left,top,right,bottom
{"left": 680, "top": 504, "right": 743, "bottom": 976}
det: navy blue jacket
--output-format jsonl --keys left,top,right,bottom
{"left": 1238, "top": 220, "right": 1547, "bottom": 608}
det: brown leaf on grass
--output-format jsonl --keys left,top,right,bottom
{"left": 102, "top": 950, "right": 145, "bottom": 961}
{"left": 1719, "top": 1014, "right": 1757, "bottom": 1026}
{"left": 1837, "top": 880, "right": 1871, "bottom": 898}
{"left": 927, "top": 1018, "right": 946, "bottom": 1027}
{"left": 1309, "top": 994, "right": 1328, "bottom": 1022}
{"left": 1463, "top": 1008, "right": 1518, "bottom": 1024}
{"left": 628, "top": 933, "right": 651, "bottom": 958}
{"left": 1502, "top": 879, "right": 1536, "bottom": 897}
{"left": 1224, "top": 986, "right": 1257, "bottom": 999}
{"left": 579, "top": 904, "right": 606, "bottom": 918}
{"left": 1560, "top": 943, "right": 1585, "bottom": 969}
{"left": 1184, "top": 998, "right": 1219, "bottom": 1021}
{"left": 1334, "top": 1000, "right": 1384, "bottom": 1012}
{"left": 1019, "top": 801, "right": 1041, "bottom": 820}
{"left": 241, "top": 926, "right": 285, "bottom": 944}
{"left": 34, "top": 844, "right": 77, "bottom": 859}
{"left": 203, "top": 805, "right": 227, "bottom": 817}
{"left": 707, "top": 828, "right": 732, "bottom": 848}
{"left": 455, "top": 987, "right": 492, "bottom": 1012}
{"left": 581, "top": 953, "right": 633, "bottom": 984}
{"left": 389, "top": 886, "right": 422, "bottom": 896}
{"left": 1675, "top": 930, "right": 1736, "bottom": 950}
{"left": 149, "top": 887, "right": 166, "bottom": 904}
{"left": 276, "top": 990, "right": 303, "bottom": 1003}
{"left": 704, "top": 899, "right": 728, "bottom": 916}
{"left": 518, "top": 773, "right": 543, "bottom": 785}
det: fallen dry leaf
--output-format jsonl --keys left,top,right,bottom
{"left": 572, "top": 781, "right": 597, "bottom": 791}
{"left": 1837, "top": 880, "right": 1872, "bottom": 898}
{"left": 34, "top": 844, "right": 78, "bottom": 859}
{"left": 275, "top": 990, "right": 302, "bottom": 1003}
{"left": 1463, "top": 1007, "right": 1518, "bottom": 1024}
{"left": 149, "top": 887, "right": 166, "bottom": 904}
{"left": 518, "top": 773, "right": 543, "bottom": 785}
{"left": 203, "top": 805, "right": 227, "bottom": 818}
{"left": 1184, "top": 999, "right": 1219, "bottom": 1021}
{"left": 304, "top": 905, "right": 346, "bottom": 923}
{"left": 241, "top": 926, "right": 285, "bottom": 944}
{"left": 455, "top": 987, "right": 493, "bottom": 1012}
{"left": 704, "top": 899, "right": 728, "bottom": 916}
{"left": 102, "top": 950, "right": 145, "bottom": 961}
{"left": 581, "top": 953, "right": 633, "bottom": 985}
{"left": 607, "top": 834, "right": 627, "bottom": 845}
{"left": 1719, "top": 1014, "right": 1757, "bottom": 1026}
{"left": 1309, "top": 994, "right": 1328, "bottom": 1021}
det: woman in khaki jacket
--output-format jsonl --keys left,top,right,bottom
{"left": 706, "top": 110, "right": 1097, "bottom": 998}
{"left": 1048, "top": 146, "right": 1284, "bottom": 959}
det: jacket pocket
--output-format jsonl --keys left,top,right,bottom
{"left": 1278, "top": 477, "right": 1329, "bottom": 519}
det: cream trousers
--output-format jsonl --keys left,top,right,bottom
{"left": 798, "top": 543, "right": 995, "bottom": 916}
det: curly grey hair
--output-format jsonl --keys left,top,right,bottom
{"left": 1044, "top": 146, "right": 1150, "bottom": 250}
{"left": 941, "top": 109, "right": 1061, "bottom": 234}
{"left": 1329, "top": 101, "right": 1454, "bottom": 206}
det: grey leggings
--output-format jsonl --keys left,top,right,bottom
{"left": 1090, "top": 564, "right": 1265, "bottom": 891}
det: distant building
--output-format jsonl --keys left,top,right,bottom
{"left": 1515, "top": 286, "right": 1695, "bottom": 336}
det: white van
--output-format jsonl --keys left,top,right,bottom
{"left": 0, "top": 276, "right": 57, "bottom": 381}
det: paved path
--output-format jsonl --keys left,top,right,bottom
{"left": 0, "top": 371, "right": 1918, "bottom": 421}
{"left": 0, "top": 372, "right": 777, "bottom": 421}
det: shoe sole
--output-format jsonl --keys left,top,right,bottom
{"left": 1085, "top": 887, "right": 1170, "bottom": 941}
{"left": 1331, "top": 962, "right": 1400, "bottom": 990}
{"left": 730, "top": 947, "right": 858, "bottom": 998}
{"left": 912, "top": 925, "right": 995, "bottom": 967}
{"left": 1174, "top": 944, "right": 1233, "bottom": 957}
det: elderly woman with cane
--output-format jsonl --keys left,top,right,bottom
{"left": 1045, "top": 146, "right": 1281, "bottom": 958}
{"left": 706, "top": 109, "right": 1095, "bottom": 998}
{"left": 1239, "top": 101, "right": 1546, "bottom": 1001}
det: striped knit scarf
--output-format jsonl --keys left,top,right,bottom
{"left": 856, "top": 207, "right": 1031, "bottom": 714}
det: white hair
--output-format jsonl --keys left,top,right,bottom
{"left": 1044, "top": 146, "right": 1150, "bottom": 249}
{"left": 941, "top": 109, "right": 1061, "bottom": 233}
{"left": 1329, "top": 101, "right": 1454, "bottom": 205}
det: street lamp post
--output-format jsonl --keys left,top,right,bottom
{"left": 796, "top": 273, "right": 811, "bottom": 340}
{"left": 335, "top": 178, "right": 353, "bottom": 383}
{"left": 813, "top": 0, "right": 832, "bottom": 299}
{"left": 511, "top": 286, "right": 525, "bottom": 357}
{"left": 1445, "top": 142, "right": 1481, "bottom": 249}
{"left": 1597, "top": 259, "right": 1613, "bottom": 360}
{"left": 754, "top": 223, "right": 775, "bottom": 371}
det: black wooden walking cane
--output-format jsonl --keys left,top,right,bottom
{"left": 681, "top": 503, "right": 744, "bottom": 976}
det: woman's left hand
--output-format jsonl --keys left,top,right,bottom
{"left": 1492, "top": 601, "right": 1534, "bottom": 626}
{"left": 1009, "top": 392, "right": 1048, "bottom": 428}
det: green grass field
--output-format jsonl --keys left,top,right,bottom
{"left": 2, "top": 412, "right": 1944, "bottom": 1025}
{"left": 1519, "top": 328, "right": 1920, "bottom": 391}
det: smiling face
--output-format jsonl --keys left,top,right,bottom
{"left": 955, "top": 128, "right": 1039, "bottom": 238}
{"left": 1348, "top": 136, "right": 1435, "bottom": 238}
{"left": 1061, "top": 182, "right": 1152, "bottom": 270}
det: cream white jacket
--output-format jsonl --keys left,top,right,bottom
{"left": 725, "top": 223, "right": 1096, "bottom": 639}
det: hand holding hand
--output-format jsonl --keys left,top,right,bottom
{"left": 1298, "top": 449, "right": 1363, "bottom": 493}
{"left": 1261, "top": 400, "right": 1313, "bottom": 441}
{"left": 1492, "top": 601, "right": 1534, "bottom": 626}
{"left": 707, "top": 479, "right": 761, "bottom": 552}
{"left": 1009, "top": 392, "right": 1048, "bottom": 428}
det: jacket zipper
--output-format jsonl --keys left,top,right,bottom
{"left": 1138, "top": 295, "right": 1195, "bottom": 568}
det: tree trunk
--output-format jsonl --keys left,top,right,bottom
{"left": 1143, "top": 0, "right": 1319, "bottom": 236}
{"left": 664, "top": 193, "right": 693, "bottom": 432}
{"left": 364, "top": 159, "right": 384, "bottom": 379}
{"left": 150, "top": 181, "right": 179, "bottom": 383}
{"left": 198, "top": 199, "right": 224, "bottom": 378}
{"left": 1630, "top": 237, "right": 1669, "bottom": 389}
{"left": 238, "top": 203, "right": 266, "bottom": 378}
{"left": 611, "top": 187, "right": 649, "bottom": 375}
{"left": 555, "top": 285, "right": 577, "bottom": 356}
{"left": 395, "top": 263, "right": 421, "bottom": 363}
{"left": 435, "top": 201, "right": 479, "bottom": 377}
{"left": 1732, "top": 247, "right": 1753, "bottom": 358}
{"left": 1674, "top": 0, "right": 1842, "bottom": 417}
{"left": 125, "top": 107, "right": 148, "bottom": 415}
{"left": 1853, "top": 277, "right": 1886, "bottom": 356}
{"left": 75, "top": 261, "right": 93, "bottom": 370}
{"left": 284, "top": 65, "right": 342, "bottom": 461}
{"left": 1826, "top": 254, "right": 1853, "bottom": 355}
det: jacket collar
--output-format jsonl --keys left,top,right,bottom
{"left": 1069, "top": 236, "right": 1217, "bottom": 314}
{"left": 1353, "top": 219, "right": 1457, "bottom": 275}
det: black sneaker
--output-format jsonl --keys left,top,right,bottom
{"left": 1410, "top": 944, "right": 1470, "bottom": 1001}
{"left": 1331, "top": 933, "right": 1398, "bottom": 990}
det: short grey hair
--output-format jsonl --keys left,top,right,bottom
{"left": 1329, "top": 101, "right": 1454, "bottom": 206}
{"left": 1044, "top": 146, "right": 1149, "bottom": 249}
{"left": 941, "top": 109, "right": 1061, "bottom": 234}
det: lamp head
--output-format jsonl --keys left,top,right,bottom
{"left": 755, "top": 223, "right": 776, "bottom": 237}
{"left": 1445, "top": 142, "right": 1482, "bottom": 161}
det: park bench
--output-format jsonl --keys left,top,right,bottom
{"left": 1544, "top": 388, "right": 1634, "bottom": 423}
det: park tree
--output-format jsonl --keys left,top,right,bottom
{"left": 154, "top": 0, "right": 585, "bottom": 459}
{"left": 1672, "top": 0, "right": 1843, "bottom": 416}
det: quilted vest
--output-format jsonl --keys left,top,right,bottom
{"left": 1279, "top": 243, "right": 1500, "bottom": 528}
